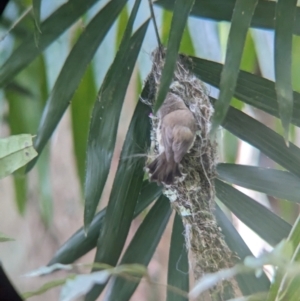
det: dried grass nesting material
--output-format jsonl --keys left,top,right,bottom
{"left": 142, "top": 48, "right": 238, "bottom": 300}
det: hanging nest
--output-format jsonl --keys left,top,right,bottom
{"left": 142, "top": 48, "right": 238, "bottom": 300}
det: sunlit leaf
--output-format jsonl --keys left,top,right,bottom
{"left": 180, "top": 23, "right": 195, "bottom": 56}
{"left": 161, "top": 9, "right": 172, "bottom": 45}
{"left": 116, "top": 3, "right": 129, "bottom": 48}
{"left": 70, "top": 64, "right": 96, "bottom": 192}
{"left": 276, "top": 278, "right": 300, "bottom": 301}
{"left": 0, "top": 134, "right": 37, "bottom": 179}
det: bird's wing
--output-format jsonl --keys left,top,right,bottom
{"left": 172, "top": 126, "right": 195, "bottom": 163}
{"left": 161, "top": 123, "right": 174, "bottom": 162}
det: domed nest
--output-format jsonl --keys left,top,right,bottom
{"left": 142, "top": 48, "right": 238, "bottom": 300}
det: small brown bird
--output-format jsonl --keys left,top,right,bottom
{"left": 147, "top": 92, "right": 197, "bottom": 184}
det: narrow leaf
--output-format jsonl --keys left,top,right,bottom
{"left": 221, "top": 103, "right": 300, "bottom": 180}
{"left": 104, "top": 196, "right": 172, "bottom": 301}
{"left": 154, "top": 0, "right": 195, "bottom": 112}
{"left": 167, "top": 213, "right": 189, "bottom": 301}
{"left": 70, "top": 64, "right": 97, "bottom": 191}
{"left": 189, "top": 57, "right": 300, "bottom": 127}
{"left": 134, "top": 182, "right": 163, "bottom": 216}
{"left": 47, "top": 181, "right": 162, "bottom": 266}
{"left": 33, "top": 0, "right": 42, "bottom": 29}
{"left": 84, "top": 3, "right": 148, "bottom": 230}
{"left": 275, "top": 277, "right": 300, "bottom": 301}
{"left": 6, "top": 55, "right": 48, "bottom": 214}
{"left": 0, "top": 0, "right": 100, "bottom": 88}
{"left": 85, "top": 98, "right": 151, "bottom": 300}
{"left": 0, "top": 134, "right": 37, "bottom": 179}
{"left": 27, "top": 0, "right": 128, "bottom": 172}
{"left": 217, "top": 163, "right": 300, "bottom": 204}
{"left": 274, "top": 0, "right": 297, "bottom": 142}
{"left": 13, "top": 174, "right": 27, "bottom": 215}
{"left": 29, "top": 55, "right": 52, "bottom": 224}
{"left": 0, "top": 6, "right": 31, "bottom": 42}
{"left": 156, "top": 0, "right": 300, "bottom": 35}
{"left": 210, "top": 0, "right": 258, "bottom": 135}
{"left": 215, "top": 179, "right": 291, "bottom": 246}
{"left": 49, "top": 209, "right": 106, "bottom": 267}
{"left": 287, "top": 215, "right": 300, "bottom": 251}
{"left": 268, "top": 215, "right": 300, "bottom": 300}
{"left": 92, "top": 103, "right": 151, "bottom": 263}
{"left": 6, "top": 91, "right": 29, "bottom": 214}
{"left": 22, "top": 277, "right": 70, "bottom": 299}
{"left": 180, "top": 22, "right": 195, "bottom": 56}
{"left": 276, "top": 216, "right": 300, "bottom": 300}
{"left": 36, "top": 147, "right": 53, "bottom": 227}
{"left": 116, "top": 4, "right": 129, "bottom": 48}
{"left": 214, "top": 206, "right": 270, "bottom": 295}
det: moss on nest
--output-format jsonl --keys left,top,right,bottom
{"left": 142, "top": 48, "right": 238, "bottom": 300}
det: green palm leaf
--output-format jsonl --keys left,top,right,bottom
{"left": 103, "top": 196, "right": 172, "bottom": 301}
{"left": 84, "top": 0, "right": 145, "bottom": 230}
{"left": 27, "top": 0, "right": 128, "bottom": 171}
{"left": 210, "top": 0, "right": 258, "bottom": 135}
{"left": 274, "top": 0, "right": 297, "bottom": 141}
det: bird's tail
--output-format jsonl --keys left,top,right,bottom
{"left": 147, "top": 152, "right": 181, "bottom": 185}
